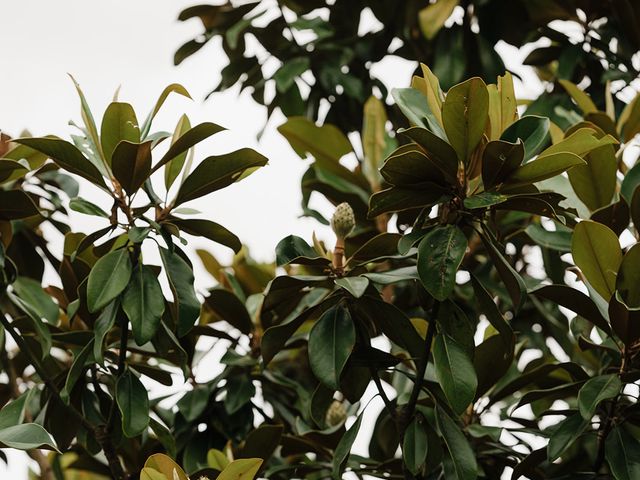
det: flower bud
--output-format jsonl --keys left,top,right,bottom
{"left": 325, "top": 400, "right": 347, "bottom": 427}
{"left": 331, "top": 202, "right": 355, "bottom": 240}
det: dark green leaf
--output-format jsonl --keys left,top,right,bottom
{"left": 605, "top": 426, "right": 640, "bottom": 480}
{"left": 435, "top": 407, "right": 477, "bottom": 480}
{"left": 116, "top": 369, "right": 150, "bottom": 437}
{"left": 403, "top": 416, "right": 428, "bottom": 475}
{"left": 308, "top": 305, "right": 355, "bottom": 390}
{"left": 332, "top": 410, "right": 363, "bottom": 480}
{"left": 123, "top": 265, "right": 165, "bottom": 345}
{"left": 204, "top": 288, "right": 253, "bottom": 334}
{"left": 275, "top": 235, "right": 329, "bottom": 267}
{"left": 112, "top": 141, "right": 152, "bottom": 194}
{"left": 0, "top": 190, "right": 40, "bottom": 220}
{"left": 170, "top": 218, "right": 241, "bottom": 253}
{"left": 159, "top": 247, "right": 200, "bottom": 337}
{"left": 175, "top": 148, "right": 267, "bottom": 205}
{"left": 87, "top": 248, "right": 132, "bottom": 313}
{"left": 500, "top": 115, "right": 550, "bottom": 160}
{"left": 548, "top": 413, "right": 589, "bottom": 461}
{"left": 417, "top": 225, "right": 467, "bottom": 301}
{"left": 69, "top": 197, "right": 109, "bottom": 218}
{"left": 12, "top": 276, "right": 58, "bottom": 324}
{"left": 0, "top": 424, "right": 58, "bottom": 452}
{"left": 616, "top": 243, "right": 640, "bottom": 308}
{"left": 433, "top": 334, "right": 477, "bottom": 415}
{"left": 577, "top": 374, "right": 621, "bottom": 419}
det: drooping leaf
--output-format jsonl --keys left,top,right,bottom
{"left": 278, "top": 116, "right": 352, "bottom": 163}
{"left": 418, "top": 0, "right": 459, "bottom": 39}
{"left": 123, "top": 265, "right": 165, "bottom": 345}
{"left": 0, "top": 190, "right": 40, "bottom": 220}
{"left": 308, "top": 305, "right": 356, "bottom": 390}
{"left": 159, "top": 247, "right": 200, "bottom": 337}
{"left": 204, "top": 288, "right": 253, "bottom": 334}
{"left": 417, "top": 225, "right": 467, "bottom": 301}
{"left": 435, "top": 407, "right": 478, "bottom": 480}
{"left": 60, "top": 340, "right": 94, "bottom": 403}
{"left": 547, "top": 413, "right": 589, "bottom": 461}
{"left": 12, "top": 276, "right": 58, "bottom": 324}
{"left": 403, "top": 415, "right": 429, "bottom": 475}
{"left": 69, "top": 197, "right": 109, "bottom": 218}
{"left": 433, "top": 334, "right": 478, "bottom": 415}
{"left": 361, "top": 95, "right": 388, "bottom": 189}
{"left": 140, "top": 84, "right": 192, "bottom": 139}
{"left": 86, "top": 248, "right": 132, "bottom": 313}
{"left": 116, "top": 368, "right": 150, "bottom": 437}
{"left": 170, "top": 218, "right": 241, "bottom": 253}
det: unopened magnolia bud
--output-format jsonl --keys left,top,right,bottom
{"left": 325, "top": 400, "right": 347, "bottom": 427}
{"left": 331, "top": 202, "right": 355, "bottom": 239}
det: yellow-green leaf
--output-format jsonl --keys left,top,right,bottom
{"left": 418, "top": 0, "right": 459, "bottom": 40}
{"left": 217, "top": 458, "right": 263, "bottom": 480}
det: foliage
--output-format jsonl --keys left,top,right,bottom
{"left": 176, "top": 0, "right": 640, "bottom": 133}
{"left": 0, "top": 3, "right": 640, "bottom": 480}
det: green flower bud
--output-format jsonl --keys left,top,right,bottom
{"left": 331, "top": 202, "right": 355, "bottom": 240}
{"left": 325, "top": 400, "right": 347, "bottom": 427}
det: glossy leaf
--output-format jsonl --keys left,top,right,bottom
{"left": 435, "top": 407, "right": 477, "bottom": 480}
{"left": 504, "top": 152, "right": 585, "bottom": 187}
{"left": 159, "top": 247, "right": 200, "bottom": 337}
{"left": 218, "top": 458, "right": 263, "bottom": 480}
{"left": 100, "top": 102, "right": 140, "bottom": 163}
{"left": 572, "top": 220, "right": 621, "bottom": 301}
{"left": 548, "top": 413, "right": 589, "bottom": 461}
{"left": 433, "top": 334, "right": 478, "bottom": 414}
{"left": 332, "top": 411, "right": 363, "bottom": 480}
{"left": 0, "top": 190, "right": 40, "bottom": 220}
{"left": 175, "top": 148, "right": 267, "bottom": 205}
{"left": 69, "top": 197, "right": 109, "bottom": 218}
{"left": 308, "top": 305, "right": 356, "bottom": 390}
{"left": 86, "top": 248, "right": 132, "bottom": 313}
{"left": 616, "top": 244, "right": 640, "bottom": 308}
{"left": 578, "top": 374, "right": 621, "bottom": 419}
{"left": 403, "top": 416, "right": 429, "bottom": 475}
{"left": 170, "top": 218, "right": 241, "bottom": 253}
{"left": 123, "top": 265, "right": 165, "bottom": 345}
{"left": 500, "top": 115, "right": 549, "bottom": 160}
{"left": 0, "top": 424, "right": 58, "bottom": 452}
{"left": 605, "top": 426, "right": 640, "bottom": 480}
{"left": 417, "top": 225, "right": 467, "bottom": 301}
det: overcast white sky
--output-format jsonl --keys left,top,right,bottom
{"left": 0, "top": 1, "right": 551, "bottom": 477}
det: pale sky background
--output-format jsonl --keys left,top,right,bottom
{"left": 0, "top": 1, "right": 553, "bottom": 478}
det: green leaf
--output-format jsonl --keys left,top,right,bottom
{"left": 308, "top": 305, "right": 356, "bottom": 390}
{"left": 0, "top": 391, "right": 31, "bottom": 429}
{"left": 578, "top": 374, "right": 621, "bottom": 419}
{"left": 12, "top": 276, "right": 58, "bottom": 324}
{"left": 481, "top": 140, "right": 524, "bottom": 188}
{"left": 392, "top": 88, "right": 447, "bottom": 139}
{"left": 332, "top": 411, "right": 363, "bottom": 480}
{"left": 69, "top": 197, "right": 109, "bottom": 218}
{"left": 417, "top": 225, "right": 467, "bottom": 301}
{"left": 418, "top": 0, "right": 459, "bottom": 39}
{"left": 60, "top": 340, "right": 94, "bottom": 403}
{"left": 442, "top": 77, "right": 489, "bottom": 165}
{"left": 93, "top": 299, "right": 119, "bottom": 365}
{"left": 500, "top": 115, "right": 550, "bottom": 160}
{"left": 547, "top": 413, "right": 589, "bottom": 461}
{"left": 123, "top": 265, "right": 165, "bottom": 345}
{"left": 605, "top": 426, "right": 640, "bottom": 480}
{"left": 159, "top": 247, "right": 200, "bottom": 337}
{"left": 435, "top": 407, "right": 477, "bottom": 480}
{"left": 399, "top": 126, "right": 459, "bottom": 183}
{"left": 403, "top": 416, "right": 429, "bottom": 474}
{"left": 207, "top": 449, "right": 230, "bottom": 470}
{"left": 169, "top": 218, "right": 241, "bottom": 253}
{"left": 164, "top": 114, "right": 191, "bottom": 189}
{"left": 100, "top": 102, "right": 140, "bottom": 163}
{"left": 278, "top": 117, "right": 352, "bottom": 163}
{"left": 273, "top": 57, "right": 310, "bottom": 93}
{"left": 504, "top": 152, "right": 585, "bottom": 187}
{"left": 480, "top": 231, "right": 527, "bottom": 311}
{"left": 572, "top": 220, "right": 621, "bottom": 301}
{"left": 362, "top": 96, "right": 388, "bottom": 189}
{"left": 470, "top": 275, "right": 513, "bottom": 347}
{"left": 112, "top": 140, "right": 152, "bottom": 194}
{"left": 381, "top": 148, "right": 446, "bottom": 186}
{"left": 275, "top": 235, "right": 329, "bottom": 267}
{"left": 568, "top": 143, "right": 616, "bottom": 211}
{"left": 525, "top": 223, "right": 572, "bottom": 252}
{"left": 433, "top": 334, "right": 478, "bottom": 414}
{"left": 621, "top": 163, "right": 640, "bottom": 205}
{"left": 224, "top": 375, "right": 255, "bottom": 415}
{"left": 334, "top": 277, "right": 369, "bottom": 298}
{"left": 368, "top": 186, "right": 448, "bottom": 218}
{"left": 617, "top": 244, "right": 640, "bottom": 308}
{"left": 0, "top": 190, "right": 40, "bottom": 220}
{"left": 463, "top": 191, "right": 508, "bottom": 209}
{"left": 7, "top": 292, "right": 52, "bottom": 359}
{"left": 541, "top": 128, "right": 617, "bottom": 158}
{"left": 153, "top": 121, "right": 226, "bottom": 176}
{"left": 0, "top": 424, "right": 58, "bottom": 451}
{"left": 140, "top": 84, "right": 192, "bottom": 139}
{"left": 15, "top": 137, "right": 106, "bottom": 189}
{"left": 175, "top": 148, "right": 267, "bottom": 205}
{"left": 218, "top": 458, "right": 263, "bottom": 480}
{"left": 558, "top": 79, "right": 598, "bottom": 114}
{"left": 116, "top": 368, "right": 150, "bottom": 437}
{"left": 205, "top": 288, "right": 253, "bottom": 335}
{"left": 0, "top": 159, "right": 29, "bottom": 184}
{"left": 87, "top": 248, "right": 133, "bottom": 313}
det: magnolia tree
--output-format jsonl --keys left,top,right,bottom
{"left": 1, "top": 3, "right": 640, "bottom": 480}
